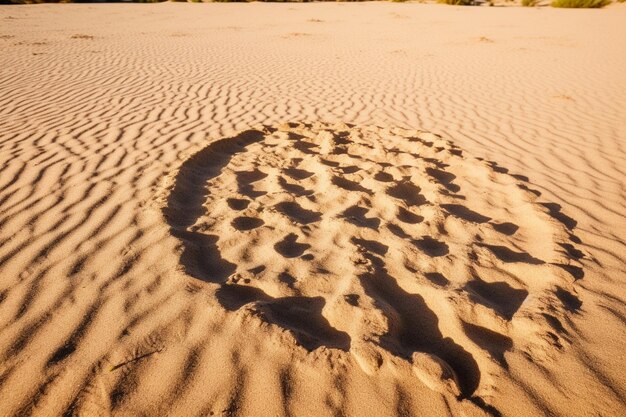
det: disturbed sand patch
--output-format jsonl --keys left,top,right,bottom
{"left": 0, "top": 4, "right": 624, "bottom": 415}
{"left": 162, "top": 123, "right": 585, "bottom": 409}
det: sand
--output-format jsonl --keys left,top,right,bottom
{"left": 0, "top": 3, "right": 625, "bottom": 417}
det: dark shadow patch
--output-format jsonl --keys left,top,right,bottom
{"left": 275, "top": 233, "right": 311, "bottom": 258}
{"left": 466, "top": 278, "right": 528, "bottom": 320}
{"left": 441, "top": 204, "right": 491, "bottom": 224}
{"left": 518, "top": 183, "right": 542, "bottom": 197}
{"left": 554, "top": 263, "right": 584, "bottom": 280}
{"left": 461, "top": 322, "right": 512, "bottom": 368}
{"left": 293, "top": 140, "right": 318, "bottom": 155}
{"left": 511, "top": 174, "right": 530, "bottom": 182}
{"left": 480, "top": 244, "right": 543, "bottom": 265}
{"left": 333, "top": 131, "right": 351, "bottom": 145}
{"left": 48, "top": 343, "right": 76, "bottom": 367}
{"left": 216, "top": 284, "right": 271, "bottom": 311}
{"left": 558, "top": 243, "right": 584, "bottom": 260}
{"left": 387, "top": 223, "right": 410, "bottom": 238}
{"left": 426, "top": 167, "right": 460, "bottom": 193}
{"left": 331, "top": 175, "right": 372, "bottom": 194}
{"left": 258, "top": 296, "right": 351, "bottom": 351}
{"left": 441, "top": 189, "right": 466, "bottom": 199}
{"left": 217, "top": 288, "right": 350, "bottom": 352}
{"left": 491, "top": 222, "right": 519, "bottom": 236}
{"left": 278, "top": 272, "right": 297, "bottom": 286}
{"left": 486, "top": 161, "right": 508, "bottom": 174}
{"left": 275, "top": 201, "right": 321, "bottom": 224}
{"left": 163, "top": 129, "right": 265, "bottom": 228}
{"left": 351, "top": 237, "right": 389, "bottom": 256}
{"left": 344, "top": 294, "right": 360, "bottom": 306}
{"left": 235, "top": 169, "right": 268, "bottom": 198}
{"left": 397, "top": 207, "right": 423, "bottom": 224}
{"left": 408, "top": 137, "right": 433, "bottom": 147}
{"left": 387, "top": 181, "right": 427, "bottom": 207}
{"left": 469, "top": 396, "right": 502, "bottom": 417}
{"left": 541, "top": 203, "right": 577, "bottom": 230}
{"left": 248, "top": 265, "right": 266, "bottom": 275}
{"left": 422, "top": 157, "right": 448, "bottom": 169}
{"left": 374, "top": 171, "right": 394, "bottom": 182}
{"left": 320, "top": 158, "right": 339, "bottom": 167}
{"left": 284, "top": 167, "right": 314, "bottom": 180}
{"left": 337, "top": 165, "right": 360, "bottom": 174}
{"left": 555, "top": 286, "right": 582, "bottom": 312}
{"left": 357, "top": 252, "right": 481, "bottom": 398}
{"left": 413, "top": 236, "right": 449, "bottom": 257}
{"left": 542, "top": 313, "right": 568, "bottom": 335}
{"left": 341, "top": 205, "right": 380, "bottom": 230}
{"left": 424, "top": 272, "right": 449, "bottom": 286}
{"left": 278, "top": 176, "right": 313, "bottom": 196}
{"left": 227, "top": 198, "right": 250, "bottom": 211}
{"left": 232, "top": 216, "right": 264, "bottom": 231}
{"left": 163, "top": 130, "right": 266, "bottom": 282}
{"left": 172, "top": 230, "right": 236, "bottom": 283}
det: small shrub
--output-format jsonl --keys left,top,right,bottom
{"left": 551, "top": 0, "right": 610, "bottom": 7}
{"left": 522, "top": 0, "right": 539, "bottom": 6}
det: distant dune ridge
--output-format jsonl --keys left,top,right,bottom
{"left": 0, "top": 3, "right": 625, "bottom": 417}
{"left": 2, "top": 0, "right": 625, "bottom": 8}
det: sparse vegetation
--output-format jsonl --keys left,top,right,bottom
{"left": 71, "top": 34, "right": 95, "bottom": 39}
{"left": 2, "top": 0, "right": 166, "bottom": 3}
{"left": 437, "top": 0, "right": 475, "bottom": 5}
{"left": 551, "top": 0, "right": 610, "bottom": 6}
{"left": 1, "top": 0, "right": 617, "bottom": 4}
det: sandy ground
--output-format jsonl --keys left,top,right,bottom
{"left": 0, "top": 3, "right": 625, "bottom": 416}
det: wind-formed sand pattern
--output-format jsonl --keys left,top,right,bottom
{"left": 1, "top": 3, "right": 625, "bottom": 417}
{"left": 163, "top": 123, "right": 584, "bottom": 414}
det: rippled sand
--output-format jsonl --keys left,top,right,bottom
{"left": 0, "top": 3, "right": 625, "bottom": 417}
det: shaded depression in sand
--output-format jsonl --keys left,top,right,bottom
{"left": 163, "top": 123, "right": 584, "bottom": 409}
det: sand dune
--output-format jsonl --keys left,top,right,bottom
{"left": 0, "top": 3, "right": 625, "bottom": 417}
